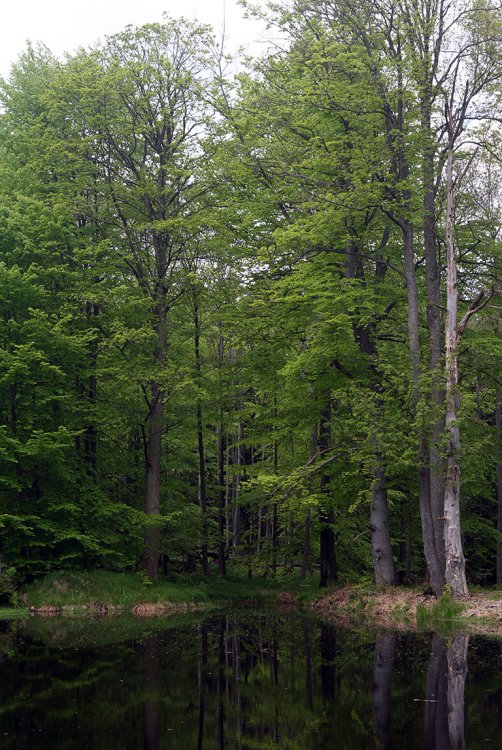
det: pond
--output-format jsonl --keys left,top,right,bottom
{"left": 0, "top": 610, "right": 500, "bottom": 749}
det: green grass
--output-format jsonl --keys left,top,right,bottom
{"left": 20, "top": 568, "right": 316, "bottom": 611}
{"left": 416, "top": 591, "right": 466, "bottom": 636}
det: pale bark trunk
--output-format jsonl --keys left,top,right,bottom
{"left": 371, "top": 467, "right": 395, "bottom": 585}
{"left": 421, "top": 64, "right": 446, "bottom": 579}
{"left": 443, "top": 147, "right": 468, "bottom": 598}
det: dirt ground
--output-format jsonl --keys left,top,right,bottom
{"left": 311, "top": 586, "right": 502, "bottom": 635}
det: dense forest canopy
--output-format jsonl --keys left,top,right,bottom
{"left": 0, "top": 0, "right": 500, "bottom": 597}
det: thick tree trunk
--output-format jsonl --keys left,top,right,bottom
{"left": 443, "top": 147, "right": 468, "bottom": 598}
{"left": 371, "top": 467, "right": 395, "bottom": 585}
{"left": 402, "top": 218, "right": 445, "bottom": 595}
{"left": 144, "top": 381, "right": 163, "bottom": 580}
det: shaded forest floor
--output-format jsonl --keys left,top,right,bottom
{"left": 312, "top": 586, "right": 502, "bottom": 636}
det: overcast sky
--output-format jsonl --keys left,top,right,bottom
{"left": 0, "top": 0, "right": 272, "bottom": 77}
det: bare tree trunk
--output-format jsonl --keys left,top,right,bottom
{"left": 421, "top": 60, "right": 446, "bottom": 579}
{"left": 371, "top": 467, "right": 395, "bottom": 585}
{"left": 443, "top": 147, "right": 468, "bottom": 598}
{"left": 402, "top": 218, "right": 444, "bottom": 595}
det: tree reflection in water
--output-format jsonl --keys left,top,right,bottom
{"left": 0, "top": 612, "right": 496, "bottom": 749}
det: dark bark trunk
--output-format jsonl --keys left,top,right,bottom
{"left": 143, "top": 236, "right": 168, "bottom": 580}
{"left": 372, "top": 631, "right": 395, "bottom": 750}
{"left": 197, "top": 622, "right": 208, "bottom": 750}
{"left": 194, "top": 300, "right": 209, "bottom": 576}
{"left": 319, "top": 402, "right": 336, "bottom": 587}
{"left": 301, "top": 509, "right": 312, "bottom": 579}
{"left": 144, "top": 381, "right": 163, "bottom": 580}
{"left": 217, "top": 328, "right": 226, "bottom": 576}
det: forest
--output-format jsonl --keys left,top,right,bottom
{"left": 0, "top": 0, "right": 501, "bottom": 601}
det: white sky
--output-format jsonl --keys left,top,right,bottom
{"left": 0, "top": 0, "right": 271, "bottom": 77}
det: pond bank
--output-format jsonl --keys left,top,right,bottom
{"left": 311, "top": 586, "right": 502, "bottom": 636}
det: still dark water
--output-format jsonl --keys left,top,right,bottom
{"left": 0, "top": 610, "right": 501, "bottom": 749}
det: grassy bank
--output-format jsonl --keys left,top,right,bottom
{"left": 9, "top": 569, "right": 318, "bottom": 614}
{"left": 312, "top": 585, "right": 502, "bottom": 636}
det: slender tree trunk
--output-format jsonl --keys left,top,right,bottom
{"left": 301, "top": 509, "right": 312, "bottom": 580}
{"left": 194, "top": 300, "right": 209, "bottom": 576}
{"left": 144, "top": 381, "right": 163, "bottom": 580}
{"left": 217, "top": 327, "right": 226, "bottom": 576}
{"left": 443, "top": 147, "right": 468, "bottom": 598}
{"left": 422, "top": 90, "right": 446, "bottom": 578}
{"left": 143, "top": 236, "right": 169, "bottom": 580}
{"left": 319, "top": 402, "right": 337, "bottom": 587}
{"left": 345, "top": 241, "right": 395, "bottom": 585}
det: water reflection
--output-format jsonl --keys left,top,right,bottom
{"left": 0, "top": 612, "right": 498, "bottom": 748}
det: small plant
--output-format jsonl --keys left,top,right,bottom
{"left": 137, "top": 570, "right": 153, "bottom": 587}
{"left": 416, "top": 589, "right": 466, "bottom": 634}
